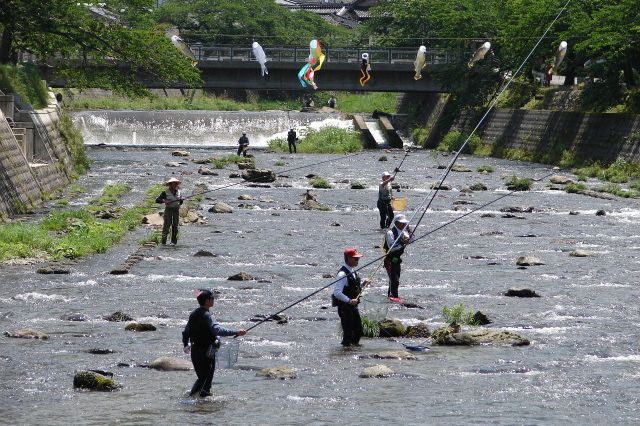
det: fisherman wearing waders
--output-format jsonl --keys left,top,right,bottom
{"left": 384, "top": 214, "right": 413, "bottom": 299}
{"left": 156, "top": 177, "right": 183, "bottom": 245}
{"left": 377, "top": 171, "right": 395, "bottom": 229}
{"left": 333, "top": 248, "right": 370, "bottom": 346}
{"left": 287, "top": 128, "right": 297, "bottom": 153}
{"left": 237, "top": 132, "right": 249, "bottom": 157}
{"left": 182, "top": 290, "right": 246, "bottom": 397}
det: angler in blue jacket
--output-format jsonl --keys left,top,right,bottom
{"left": 182, "top": 289, "right": 246, "bottom": 397}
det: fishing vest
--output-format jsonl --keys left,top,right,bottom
{"left": 187, "top": 307, "right": 217, "bottom": 349}
{"left": 384, "top": 227, "right": 406, "bottom": 258}
{"left": 378, "top": 182, "right": 392, "bottom": 201}
{"left": 165, "top": 188, "right": 181, "bottom": 209}
{"left": 332, "top": 265, "right": 363, "bottom": 306}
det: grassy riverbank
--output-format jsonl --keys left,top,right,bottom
{"left": 268, "top": 127, "right": 362, "bottom": 154}
{"left": 0, "top": 184, "right": 161, "bottom": 262}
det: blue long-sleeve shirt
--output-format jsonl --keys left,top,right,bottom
{"left": 182, "top": 307, "right": 237, "bottom": 349}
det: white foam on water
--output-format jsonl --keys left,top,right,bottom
{"left": 282, "top": 286, "right": 317, "bottom": 292}
{"left": 583, "top": 355, "right": 640, "bottom": 363}
{"left": 243, "top": 339, "right": 294, "bottom": 347}
{"left": 13, "top": 292, "right": 73, "bottom": 303}
{"left": 502, "top": 326, "right": 572, "bottom": 334}
{"left": 146, "top": 274, "right": 209, "bottom": 282}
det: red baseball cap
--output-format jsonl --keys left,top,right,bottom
{"left": 344, "top": 247, "right": 363, "bottom": 258}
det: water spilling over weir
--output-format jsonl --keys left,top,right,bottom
{"left": 72, "top": 110, "right": 354, "bottom": 147}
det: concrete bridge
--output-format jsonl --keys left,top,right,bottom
{"left": 45, "top": 45, "right": 459, "bottom": 92}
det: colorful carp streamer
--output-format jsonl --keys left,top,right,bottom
{"left": 468, "top": 42, "right": 491, "bottom": 68}
{"left": 414, "top": 45, "right": 426, "bottom": 80}
{"left": 298, "top": 39, "right": 325, "bottom": 90}
{"left": 360, "top": 52, "right": 372, "bottom": 86}
{"left": 252, "top": 42, "right": 268, "bottom": 76}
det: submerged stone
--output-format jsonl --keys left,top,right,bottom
{"left": 147, "top": 356, "right": 192, "bottom": 371}
{"left": 360, "top": 350, "right": 417, "bottom": 360}
{"left": 516, "top": 256, "right": 544, "bottom": 266}
{"left": 256, "top": 365, "right": 296, "bottom": 380}
{"left": 569, "top": 249, "right": 593, "bottom": 257}
{"left": 228, "top": 272, "right": 255, "bottom": 281}
{"left": 504, "top": 288, "right": 541, "bottom": 298}
{"left": 4, "top": 328, "right": 48, "bottom": 339}
{"left": 124, "top": 323, "right": 156, "bottom": 332}
{"left": 433, "top": 329, "right": 530, "bottom": 347}
{"left": 104, "top": 311, "right": 134, "bottom": 322}
{"left": 360, "top": 364, "right": 394, "bottom": 378}
{"left": 73, "top": 370, "right": 120, "bottom": 391}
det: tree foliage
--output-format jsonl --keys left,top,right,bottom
{"left": 155, "top": 0, "right": 353, "bottom": 46}
{"left": 0, "top": 0, "right": 200, "bottom": 96}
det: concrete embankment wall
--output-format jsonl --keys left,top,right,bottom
{"left": 0, "top": 93, "right": 73, "bottom": 218}
{"left": 454, "top": 109, "right": 640, "bottom": 163}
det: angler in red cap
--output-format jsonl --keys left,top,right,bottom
{"left": 332, "top": 248, "right": 370, "bottom": 347}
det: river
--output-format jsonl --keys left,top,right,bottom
{"left": 1, "top": 111, "right": 640, "bottom": 425}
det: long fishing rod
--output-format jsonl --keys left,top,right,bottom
{"left": 243, "top": 171, "right": 552, "bottom": 334}
{"left": 407, "top": 0, "right": 572, "bottom": 240}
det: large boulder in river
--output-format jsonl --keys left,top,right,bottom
{"left": 378, "top": 318, "right": 407, "bottom": 337}
{"left": 516, "top": 256, "right": 544, "bottom": 266}
{"left": 242, "top": 169, "right": 276, "bottom": 183}
{"left": 405, "top": 322, "right": 431, "bottom": 338}
{"left": 549, "top": 175, "right": 573, "bottom": 185}
{"left": 124, "top": 323, "right": 156, "bottom": 332}
{"left": 228, "top": 272, "right": 255, "bottom": 281}
{"left": 433, "top": 328, "right": 530, "bottom": 347}
{"left": 208, "top": 202, "right": 233, "bottom": 213}
{"left": 256, "top": 365, "right": 296, "bottom": 380}
{"left": 360, "top": 365, "right": 394, "bottom": 378}
{"left": 73, "top": 370, "right": 120, "bottom": 391}
{"left": 4, "top": 328, "right": 48, "bottom": 339}
{"left": 104, "top": 311, "right": 134, "bottom": 322}
{"left": 300, "top": 199, "right": 332, "bottom": 211}
{"left": 147, "top": 356, "right": 192, "bottom": 371}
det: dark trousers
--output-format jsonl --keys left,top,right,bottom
{"left": 237, "top": 145, "right": 248, "bottom": 157}
{"left": 377, "top": 199, "right": 394, "bottom": 229}
{"left": 288, "top": 140, "right": 296, "bottom": 153}
{"left": 337, "top": 303, "right": 363, "bottom": 346}
{"left": 190, "top": 350, "right": 216, "bottom": 396}
{"left": 162, "top": 208, "right": 180, "bottom": 244}
{"left": 384, "top": 256, "right": 402, "bottom": 298}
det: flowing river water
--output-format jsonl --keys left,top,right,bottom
{"left": 2, "top": 111, "right": 640, "bottom": 425}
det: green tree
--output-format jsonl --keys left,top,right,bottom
{"left": 0, "top": 0, "right": 200, "bottom": 96}
{"left": 155, "top": 0, "right": 353, "bottom": 46}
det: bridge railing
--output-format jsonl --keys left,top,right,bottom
{"left": 190, "top": 45, "right": 460, "bottom": 65}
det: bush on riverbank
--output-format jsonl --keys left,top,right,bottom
{"left": 269, "top": 127, "right": 362, "bottom": 154}
{"left": 58, "top": 111, "right": 91, "bottom": 176}
{"left": 0, "top": 64, "right": 48, "bottom": 109}
{"left": 0, "top": 184, "right": 160, "bottom": 262}
{"left": 436, "top": 130, "right": 489, "bottom": 155}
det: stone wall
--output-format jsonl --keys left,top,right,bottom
{"left": 0, "top": 93, "right": 73, "bottom": 218}
{"left": 454, "top": 109, "right": 640, "bottom": 163}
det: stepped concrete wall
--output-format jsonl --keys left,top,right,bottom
{"left": 0, "top": 93, "right": 74, "bottom": 219}
{"left": 454, "top": 109, "right": 640, "bottom": 163}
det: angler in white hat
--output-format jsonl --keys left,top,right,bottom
{"left": 156, "top": 177, "right": 183, "bottom": 245}
{"left": 382, "top": 213, "right": 414, "bottom": 299}
{"left": 377, "top": 171, "right": 395, "bottom": 229}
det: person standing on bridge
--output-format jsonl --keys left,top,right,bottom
{"left": 377, "top": 171, "right": 395, "bottom": 229}
{"left": 360, "top": 53, "right": 371, "bottom": 87}
{"left": 287, "top": 128, "right": 297, "bottom": 153}
{"left": 237, "top": 132, "right": 249, "bottom": 157}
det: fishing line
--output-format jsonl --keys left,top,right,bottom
{"left": 243, "top": 171, "right": 553, "bottom": 334}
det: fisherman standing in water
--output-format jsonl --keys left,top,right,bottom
{"left": 156, "top": 177, "right": 183, "bottom": 245}
{"left": 237, "top": 132, "right": 249, "bottom": 157}
{"left": 377, "top": 171, "right": 395, "bottom": 229}
{"left": 333, "top": 248, "right": 370, "bottom": 347}
{"left": 384, "top": 214, "right": 413, "bottom": 299}
{"left": 287, "top": 128, "right": 297, "bottom": 154}
{"left": 182, "top": 289, "right": 246, "bottom": 397}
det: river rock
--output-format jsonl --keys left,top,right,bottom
{"left": 256, "top": 365, "right": 296, "bottom": 380}
{"left": 147, "top": 356, "right": 192, "bottom": 371}
{"left": 197, "top": 166, "right": 218, "bottom": 176}
{"left": 405, "top": 322, "right": 431, "bottom": 338}
{"left": 88, "top": 348, "right": 115, "bottom": 355}
{"left": 238, "top": 194, "right": 254, "bottom": 200}
{"left": 142, "top": 213, "right": 164, "bottom": 226}
{"left": 378, "top": 156, "right": 388, "bottom": 161}
{"left": 208, "top": 202, "right": 233, "bottom": 213}
{"left": 516, "top": 256, "right": 544, "bottom": 266}
{"left": 165, "top": 162, "right": 181, "bottom": 167}
{"left": 473, "top": 311, "right": 492, "bottom": 325}
{"left": 430, "top": 183, "right": 451, "bottom": 190}
{"left": 228, "top": 272, "right": 255, "bottom": 281}
{"left": 433, "top": 329, "right": 530, "bottom": 347}
{"left": 104, "top": 311, "right": 134, "bottom": 322}
{"left": 378, "top": 318, "right": 407, "bottom": 337}
{"left": 350, "top": 182, "right": 366, "bottom": 189}
{"left": 596, "top": 209, "right": 606, "bottom": 216}
{"left": 4, "top": 328, "right": 48, "bottom": 339}
{"left": 73, "top": 370, "right": 120, "bottom": 391}
{"left": 481, "top": 213, "right": 495, "bottom": 218}
{"left": 242, "top": 169, "right": 276, "bottom": 183}
{"left": 300, "top": 199, "right": 332, "bottom": 211}
{"left": 229, "top": 172, "right": 241, "bottom": 178}
{"left": 360, "top": 350, "right": 417, "bottom": 360}
{"left": 193, "top": 250, "right": 216, "bottom": 257}
{"left": 124, "top": 323, "right": 156, "bottom": 332}
{"left": 171, "top": 150, "right": 190, "bottom": 157}
{"left": 60, "top": 313, "right": 88, "bottom": 322}
{"left": 549, "top": 175, "right": 573, "bottom": 184}
{"left": 504, "top": 288, "right": 541, "bottom": 297}
{"left": 360, "top": 365, "right": 394, "bottom": 378}
{"left": 500, "top": 206, "right": 534, "bottom": 213}
{"left": 569, "top": 249, "right": 593, "bottom": 257}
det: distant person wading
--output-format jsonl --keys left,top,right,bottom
{"left": 156, "top": 177, "right": 183, "bottom": 245}
{"left": 384, "top": 214, "right": 414, "bottom": 299}
{"left": 332, "top": 248, "right": 370, "bottom": 346}
{"left": 287, "top": 128, "right": 297, "bottom": 153}
{"left": 377, "top": 171, "right": 395, "bottom": 229}
{"left": 237, "top": 132, "right": 249, "bottom": 157}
